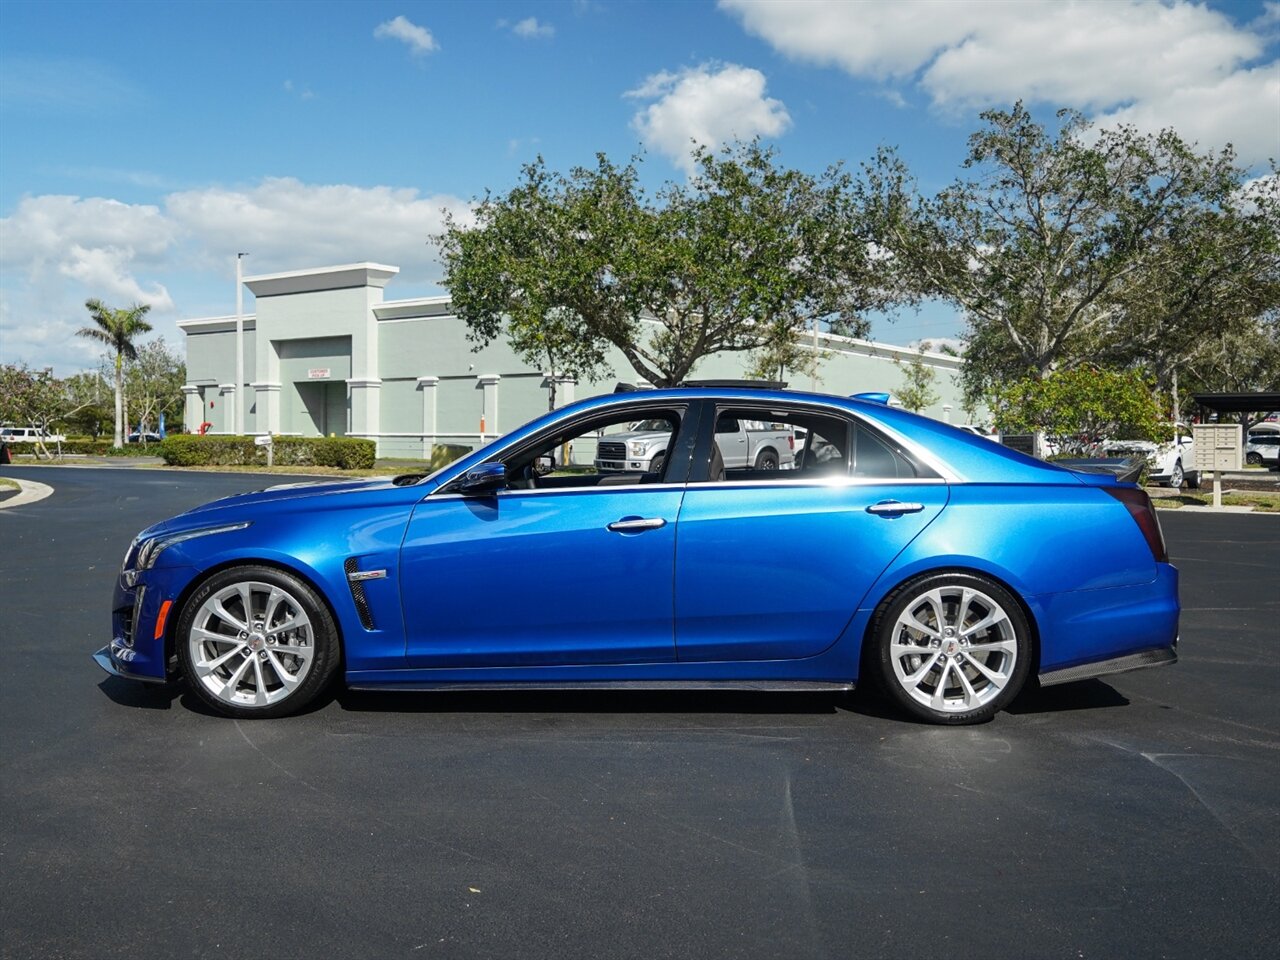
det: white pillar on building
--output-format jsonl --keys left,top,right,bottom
{"left": 181, "top": 385, "right": 201, "bottom": 434}
{"left": 478, "top": 375, "right": 500, "bottom": 441}
{"left": 347, "top": 378, "right": 381, "bottom": 449}
{"left": 942, "top": 404, "right": 953, "bottom": 424}
{"left": 417, "top": 376, "right": 439, "bottom": 459}
{"left": 218, "top": 384, "right": 236, "bottom": 434}
{"left": 253, "top": 382, "right": 282, "bottom": 435}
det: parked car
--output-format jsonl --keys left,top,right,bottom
{"left": 95, "top": 385, "right": 1178, "bottom": 725}
{"left": 594, "top": 415, "right": 794, "bottom": 473}
{"left": 1102, "top": 425, "right": 1197, "bottom": 488}
{"left": 127, "top": 431, "right": 164, "bottom": 443}
{"left": 1245, "top": 429, "right": 1280, "bottom": 468}
{"left": 0, "top": 425, "right": 66, "bottom": 444}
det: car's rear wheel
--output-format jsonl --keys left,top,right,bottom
{"left": 872, "top": 573, "right": 1031, "bottom": 725}
{"left": 756, "top": 451, "right": 779, "bottom": 470}
{"left": 177, "top": 565, "right": 339, "bottom": 718}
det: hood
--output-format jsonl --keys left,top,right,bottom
{"left": 182, "top": 477, "right": 400, "bottom": 516}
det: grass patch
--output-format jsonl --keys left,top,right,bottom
{"left": 0, "top": 477, "right": 18, "bottom": 491}
{"left": 1152, "top": 490, "right": 1280, "bottom": 512}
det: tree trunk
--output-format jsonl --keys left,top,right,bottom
{"left": 113, "top": 353, "right": 124, "bottom": 448}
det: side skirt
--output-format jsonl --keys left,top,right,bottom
{"left": 348, "top": 679, "right": 854, "bottom": 693}
{"left": 1038, "top": 645, "right": 1177, "bottom": 687}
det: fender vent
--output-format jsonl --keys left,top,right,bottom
{"left": 344, "top": 557, "right": 376, "bottom": 630}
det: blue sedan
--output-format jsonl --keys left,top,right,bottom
{"left": 94, "top": 386, "right": 1178, "bottom": 724}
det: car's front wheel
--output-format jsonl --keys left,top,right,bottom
{"left": 177, "top": 565, "right": 340, "bottom": 718}
{"left": 871, "top": 573, "right": 1031, "bottom": 724}
{"left": 1246, "top": 451, "right": 1263, "bottom": 466}
{"left": 1166, "top": 460, "right": 1184, "bottom": 489}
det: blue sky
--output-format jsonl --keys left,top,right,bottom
{"left": 2, "top": 0, "right": 1277, "bottom": 375}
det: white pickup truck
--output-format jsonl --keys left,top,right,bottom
{"left": 594, "top": 416, "right": 795, "bottom": 474}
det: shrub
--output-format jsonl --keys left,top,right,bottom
{"left": 159, "top": 435, "right": 377, "bottom": 470}
{"left": 2, "top": 439, "right": 156, "bottom": 457}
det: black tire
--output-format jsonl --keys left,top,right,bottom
{"left": 1185, "top": 470, "right": 1201, "bottom": 489}
{"left": 870, "top": 572, "right": 1032, "bottom": 725}
{"left": 756, "top": 450, "right": 779, "bottom": 470}
{"left": 1246, "top": 452, "right": 1263, "bottom": 466}
{"left": 1165, "top": 460, "right": 1184, "bottom": 489}
{"left": 177, "top": 564, "right": 340, "bottom": 719}
{"left": 650, "top": 453, "right": 666, "bottom": 476}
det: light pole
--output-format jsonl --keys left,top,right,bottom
{"left": 235, "top": 253, "right": 248, "bottom": 435}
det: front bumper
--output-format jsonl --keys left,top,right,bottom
{"left": 93, "top": 640, "right": 169, "bottom": 684}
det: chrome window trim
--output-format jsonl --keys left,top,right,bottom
{"left": 425, "top": 392, "right": 965, "bottom": 499}
{"left": 424, "top": 475, "right": 949, "bottom": 502}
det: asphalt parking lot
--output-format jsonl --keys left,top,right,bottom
{"left": 1, "top": 466, "right": 1277, "bottom": 960}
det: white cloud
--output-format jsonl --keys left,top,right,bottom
{"left": 0, "top": 181, "right": 473, "bottom": 374}
{"left": 720, "top": 0, "right": 1279, "bottom": 165}
{"left": 164, "top": 178, "right": 472, "bottom": 272}
{"left": 626, "top": 63, "right": 792, "bottom": 173}
{"left": 373, "top": 15, "right": 439, "bottom": 56}
{"left": 502, "top": 17, "right": 555, "bottom": 39}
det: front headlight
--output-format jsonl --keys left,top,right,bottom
{"left": 135, "top": 521, "right": 251, "bottom": 571}
{"left": 629, "top": 442, "right": 648, "bottom": 457}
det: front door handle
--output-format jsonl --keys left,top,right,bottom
{"left": 607, "top": 517, "right": 667, "bottom": 533}
{"left": 866, "top": 500, "right": 925, "bottom": 516}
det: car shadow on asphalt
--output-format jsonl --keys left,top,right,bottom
{"left": 97, "top": 675, "right": 1129, "bottom": 721}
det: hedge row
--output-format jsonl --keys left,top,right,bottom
{"left": 159, "top": 434, "right": 377, "bottom": 470}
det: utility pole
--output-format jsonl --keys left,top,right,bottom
{"left": 235, "top": 253, "right": 248, "bottom": 435}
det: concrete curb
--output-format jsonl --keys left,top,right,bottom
{"left": 0, "top": 477, "right": 54, "bottom": 510}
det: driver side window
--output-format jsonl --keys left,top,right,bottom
{"left": 503, "top": 408, "right": 683, "bottom": 491}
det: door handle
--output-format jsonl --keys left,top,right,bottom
{"left": 607, "top": 517, "right": 667, "bottom": 533}
{"left": 866, "top": 500, "right": 925, "bottom": 516}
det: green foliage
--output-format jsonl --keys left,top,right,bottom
{"left": 77, "top": 299, "right": 153, "bottom": 447}
{"left": 893, "top": 353, "right": 940, "bottom": 412}
{"left": 441, "top": 140, "right": 888, "bottom": 387}
{"left": 0, "top": 439, "right": 155, "bottom": 457}
{"left": 123, "top": 338, "right": 186, "bottom": 436}
{"left": 989, "top": 367, "right": 1163, "bottom": 454}
{"left": 159, "top": 435, "right": 376, "bottom": 470}
{"left": 861, "top": 103, "right": 1273, "bottom": 408}
{"left": 0, "top": 362, "right": 95, "bottom": 458}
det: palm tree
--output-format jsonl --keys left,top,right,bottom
{"left": 77, "top": 300, "right": 153, "bottom": 447}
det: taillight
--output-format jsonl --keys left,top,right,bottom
{"left": 1104, "top": 487, "right": 1168, "bottom": 562}
{"left": 788, "top": 435, "right": 795, "bottom": 450}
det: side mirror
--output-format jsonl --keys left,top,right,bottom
{"left": 533, "top": 455, "right": 554, "bottom": 476}
{"left": 459, "top": 462, "right": 506, "bottom": 496}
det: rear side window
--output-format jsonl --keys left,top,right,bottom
{"left": 853, "top": 422, "right": 937, "bottom": 480}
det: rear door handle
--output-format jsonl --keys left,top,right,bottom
{"left": 607, "top": 517, "right": 667, "bottom": 533}
{"left": 866, "top": 500, "right": 925, "bottom": 516}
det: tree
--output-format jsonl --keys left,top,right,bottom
{"left": 123, "top": 337, "right": 186, "bottom": 443}
{"left": 62, "top": 371, "right": 112, "bottom": 438}
{"left": 77, "top": 299, "right": 153, "bottom": 447}
{"left": 988, "top": 367, "right": 1163, "bottom": 456}
{"left": 863, "top": 104, "right": 1257, "bottom": 403}
{"left": 0, "top": 363, "right": 93, "bottom": 458}
{"left": 441, "top": 141, "right": 887, "bottom": 388}
{"left": 744, "top": 320, "right": 825, "bottom": 384}
{"left": 1181, "top": 314, "right": 1280, "bottom": 432}
{"left": 440, "top": 157, "right": 620, "bottom": 408}
{"left": 893, "top": 353, "right": 939, "bottom": 412}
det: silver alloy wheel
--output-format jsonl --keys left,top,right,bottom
{"left": 888, "top": 585, "right": 1018, "bottom": 714}
{"left": 1168, "top": 461, "right": 1184, "bottom": 489}
{"left": 188, "top": 580, "right": 315, "bottom": 707}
